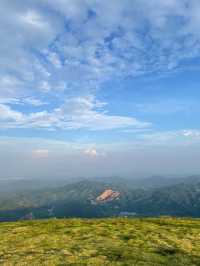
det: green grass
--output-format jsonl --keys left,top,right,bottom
{"left": 0, "top": 217, "right": 200, "bottom": 265}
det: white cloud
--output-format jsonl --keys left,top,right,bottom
{"left": 182, "top": 130, "right": 200, "bottom": 138}
{"left": 20, "top": 10, "right": 48, "bottom": 29}
{"left": 32, "top": 149, "right": 49, "bottom": 158}
{"left": 0, "top": 96, "right": 150, "bottom": 130}
{"left": 0, "top": 104, "right": 23, "bottom": 122}
{"left": 84, "top": 148, "right": 105, "bottom": 158}
{"left": 56, "top": 96, "right": 150, "bottom": 130}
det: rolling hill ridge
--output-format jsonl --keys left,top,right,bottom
{"left": 1, "top": 176, "right": 200, "bottom": 221}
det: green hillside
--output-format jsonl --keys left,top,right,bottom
{"left": 0, "top": 217, "right": 200, "bottom": 265}
{"left": 1, "top": 178, "right": 200, "bottom": 221}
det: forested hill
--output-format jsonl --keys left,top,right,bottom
{"left": 1, "top": 176, "right": 200, "bottom": 221}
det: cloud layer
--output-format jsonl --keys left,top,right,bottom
{"left": 0, "top": 96, "right": 149, "bottom": 130}
{"left": 1, "top": 1, "right": 200, "bottom": 178}
{"left": 1, "top": 0, "right": 200, "bottom": 131}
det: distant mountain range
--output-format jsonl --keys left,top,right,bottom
{"left": 0, "top": 175, "right": 200, "bottom": 221}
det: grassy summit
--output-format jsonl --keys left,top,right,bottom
{"left": 0, "top": 218, "right": 200, "bottom": 265}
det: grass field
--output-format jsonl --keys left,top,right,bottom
{"left": 0, "top": 217, "right": 200, "bottom": 265}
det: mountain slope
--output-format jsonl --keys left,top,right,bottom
{"left": 1, "top": 178, "right": 200, "bottom": 221}
{"left": 0, "top": 179, "right": 145, "bottom": 221}
{"left": 132, "top": 182, "right": 200, "bottom": 217}
{"left": 1, "top": 217, "right": 200, "bottom": 265}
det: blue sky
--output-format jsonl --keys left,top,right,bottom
{"left": 1, "top": 0, "right": 200, "bottom": 178}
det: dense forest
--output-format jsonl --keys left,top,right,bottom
{"left": 1, "top": 176, "right": 200, "bottom": 221}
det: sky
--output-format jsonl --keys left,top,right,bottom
{"left": 1, "top": 0, "right": 200, "bottom": 179}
